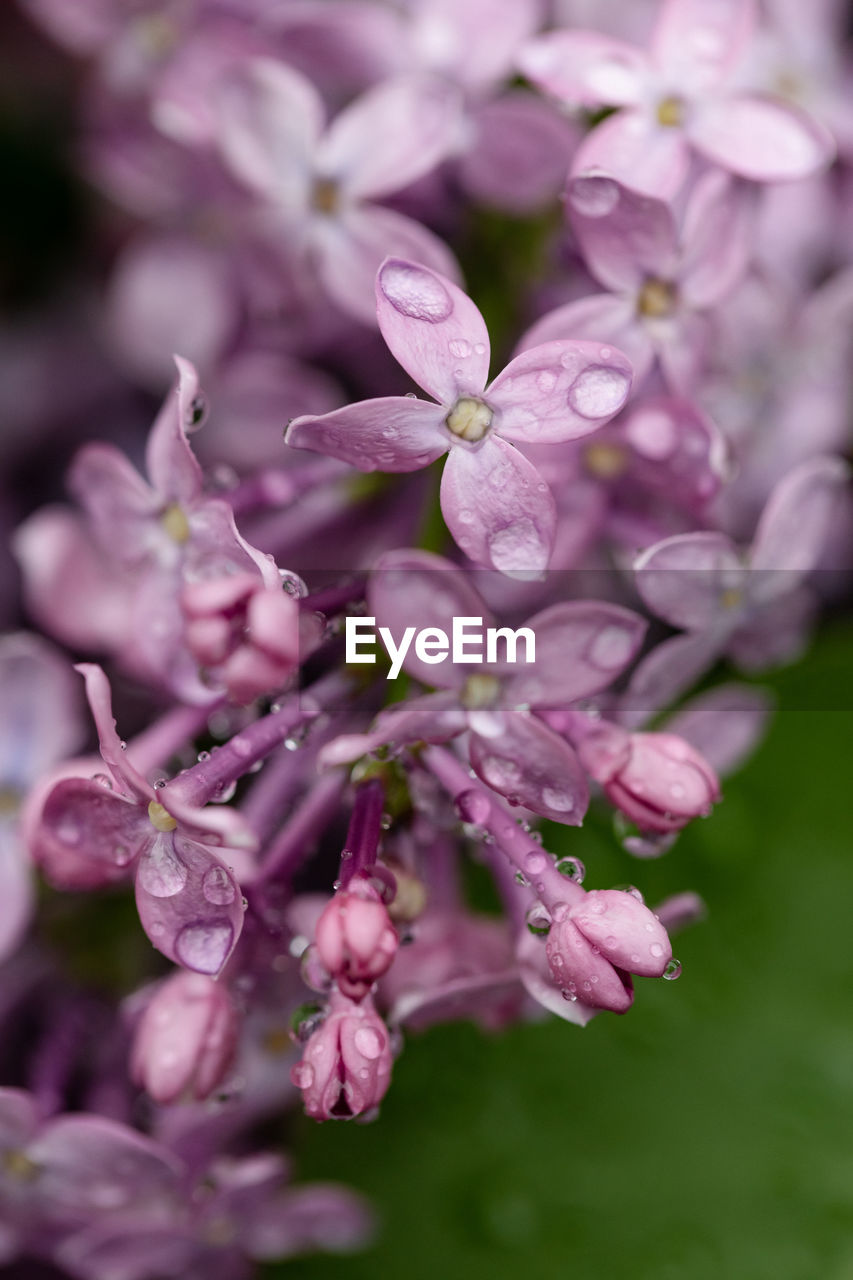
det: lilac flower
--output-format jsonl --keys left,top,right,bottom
{"left": 288, "top": 259, "right": 634, "bottom": 572}
{"left": 519, "top": 0, "right": 836, "bottom": 197}
{"left": 321, "top": 549, "right": 647, "bottom": 824}
{"left": 520, "top": 169, "right": 755, "bottom": 394}
{"left": 130, "top": 971, "right": 239, "bottom": 1104}
{"left": 291, "top": 989, "right": 393, "bottom": 1121}
{"left": 314, "top": 878, "right": 399, "bottom": 1002}
{"left": 28, "top": 664, "right": 248, "bottom": 975}
{"left": 216, "top": 62, "right": 463, "bottom": 324}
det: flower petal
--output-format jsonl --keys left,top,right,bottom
{"left": 570, "top": 889, "right": 671, "bottom": 976}
{"left": 689, "top": 94, "right": 836, "bottom": 182}
{"left": 317, "top": 75, "right": 463, "bottom": 201}
{"left": 565, "top": 172, "right": 678, "bottom": 293}
{"left": 286, "top": 395, "right": 447, "bottom": 472}
{"left": 678, "top": 170, "right": 755, "bottom": 308}
{"left": 572, "top": 108, "right": 690, "bottom": 200}
{"left": 518, "top": 31, "right": 650, "bottom": 107}
{"left": 469, "top": 709, "right": 589, "bottom": 825}
{"left": 440, "top": 437, "right": 556, "bottom": 575}
{"left": 619, "top": 631, "right": 724, "bottom": 728}
{"left": 376, "top": 258, "right": 490, "bottom": 404}
{"left": 749, "top": 456, "right": 850, "bottom": 586}
{"left": 144, "top": 356, "right": 205, "bottom": 506}
{"left": 666, "top": 683, "right": 774, "bottom": 777}
{"left": 518, "top": 294, "right": 655, "bottom": 389}
{"left": 459, "top": 91, "right": 579, "bottom": 214}
{"left": 0, "top": 633, "right": 84, "bottom": 788}
{"left": 650, "top": 0, "right": 756, "bottom": 90}
{"left": 67, "top": 444, "right": 158, "bottom": 566}
{"left": 320, "top": 693, "right": 468, "bottom": 765}
{"left": 489, "top": 340, "right": 633, "bottom": 443}
{"left": 34, "top": 776, "right": 148, "bottom": 890}
{"left": 634, "top": 531, "right": 745, "bottom": 630}
{"left": 0, "top": 824, "right": 34, "bottom": 964}
{"left": 503, "top": 601, "right": 647, "bottom": 707}
{"left": 76, "top": 664, "right": 153, "bottom": 800}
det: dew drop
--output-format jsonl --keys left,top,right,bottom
{"left": 663, "top": 957, "right": 682, "bottom": 981}
{"left": 556, "top": 856, "right": 585, "bottom": 883}
{"left": 291, "top": 1062, "right": 315, "bottom": 1089}
{"left": 587, "top": 624, "right": 634, "bottom": 670}
{"left": 567, "top": 366, "right": 630, "bottom": 420}
{"left": 202, "top": 864, "right": 236, "bottom": 906}
{"left": 542, "top": 787, "right": 576, "bottom": 814}
{"left": 526, "top": 902, "right": 552, "bottom": 936}
{"left": 524, "top": 851, "right": 546, "bottom": 875}
{"left": 649, "top": 942, "right": 665, "bottom": 958}
{"left": 174, "top": 920, "right": 234, "bottom": 974}
{"left": 137, "top": 839, "right": 187, "bottom": 897}
{"left": 354, "top": 1026, "right": 384, "bottom": 1060}
{"left": 379, "top": 261, "right": 452, "bottom": 322}
{"left": 568, "top": 175, "right": 620, "bottom": 217}
{"left": 448, "top": 338, "right": 471, "bottom": 358}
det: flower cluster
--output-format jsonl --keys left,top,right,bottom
{"left": 1, "top": 0, "right": 851, "bottom": 1273}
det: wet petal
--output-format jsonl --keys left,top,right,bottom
{"left": 572, "top": 108, "right": 690, "bottom": 200}
{"left": 318, "top": 75, "right": 463, "bottom": 201}
{"left": 469, "top": 710, "right": 589, "bottom": 825}
{"left": 459, "top": 91, "right": 579, "bottom": 214}
{"left": 0, "top": 633, "right": 84, "bottom": 788}
{"left": 376, "top": 258, "right": 490, "bottom": 404}
{"left": 0, "top": 824, "right": 34, "bottom": 964}
{"left": 286, "top": 396, "right": 447, "bottom": 472}
{"left": 518, "top": 294, "right": 655, "bottom": 390}
{"left": 619, "top": 631, "right": 724, "bottom": 728}
{"left": 489, "top": 340, "right": 632, "bottom": 444}
{"left": 634, "top": 531, "right": 745, "bottom": 630}
{"left": 440, "top": 437, "right": 556, "bottom": 575}
{"left": 320, "top": 694, "right": 468, "bottom": 766}
{"left": 75, "top": 664, "right": 153, "bottom": 800}
{"left": 689, "top": 94, "right": 836, "bottom": 182}
{"left": 570, "top": 889, "right": 672, "bottom": 976}
{"left": 516, "top": 927, "right": 599, "bottom": 1026}
{"left": 566, "top": 173, "right": 678, "bottom": 293}
{"left": 34, "top": 776, "right": 149, "bottom": 890}
{"left": 503, "top": 601, "right": 647, "bottom": 707}
{"left": 546, "top": 917, "right": 635, "bottom": 1013}
{"left": 67, "top": 443, "right": 158, "bottom": 566}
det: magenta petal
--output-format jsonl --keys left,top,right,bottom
{"left": 440, "top": 437, "right": 556, "bottom": 575}
{"left": 572, "top": 109, "right": 691, "bottom": 200}
{"left": 489, "top": 340, "right": 632, "bottom": 443}
{"left": 318, "top": 75, "right": 463, "bottom": 201}
{"left": 518, "top": 31, "right": 650, "bottom": 107}
{"left": 666, "top": 683, "right": 774, "bottom": 777}
{"left": 515, "top": 928, "right": 598, "bottom": 1026}
{"left": 313, "top": 204, "right": 461, "bottom": 327}
{"left": 144, "top": 357, "right": 206, "bottom": 504}
{"left": 135, "top": 834, "right": 244, "bottom": 976}
{"left": 545, "top": 918, "right": 634, "bottom": 1012}
{"left": 286, "top": 396, "right": 447, "bottom": 472}
{"left": 650, "top": 0, "right": 756, "bottom": 90}
{"left": 518, "top": 295, "right": 655, "bottom": 389}
{"left": 370, "top": 549, "right": 492, "bottom": 685}
{"left": 689, "top": 94, "right": 836, "bottom": 182}
{"left": 376, "top": 258, "right": 490, "bottom": 404}
{"left": 35, "top": 777, "right": 149, "bottom": 889}
{"left": 634, "top": 531, "right": 745, "bottom": 630}
{"left": 749, "top": 456, "right": 850, "bottom": 583}
{"left": 566, "top": 173, "right": 678, "bottom": 293}
{"left": 67, "top": 443, "right": 158, "bottom": 565}
{"left": 76, "top": 664, "right": 154, "bottom": 800}
{"left": 570, "top": 889, "right": 672, "bottom": 976}
{"left": 469, "top": 710, "right": 589, "bottom": 825}
{"left": 503, "top": 601, "right": 647, "bottom": 707}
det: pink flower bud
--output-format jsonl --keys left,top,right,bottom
{"left": 579, "top": 727, "right": 720, "bottom": 833}
{"left": 314, "top": 879, "right": 398, "bottom": 1001}
{"left": 131, "top": 971, "right": 238, "bottom": 1103}
{"left": 182, "top": 575, "right": 300, "bottom": 705}
{"left": 291, "top": 991, "right": 392, "bottom": 1121}
{"left": 545, "top": 889, "right": 673, "bottom": 1014}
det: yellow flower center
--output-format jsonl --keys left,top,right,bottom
{"left": 312, "top": 177, "right": 340, "bottom": 215}
{"left": 148, "top": 800, "right": 178, "bottom": 832}
{"left": 160, "top": 503, "right": 190, "bottom": 544}
{"left": 720, "top": 587, "right": 743, "bottom": 611}
{"left": 583, "top": 441, "right": 629, "bottom": 480}
{"left": 638, "top": 277, "right": 677, "bottom": 319}
{"left": 460, "top": 673, "right": 502, "bottom": 709}
{"left": 446, "top": 397, "right": 493, "bottom": 443}
{"left": 656, "top": 96, "right": 685, "bottom": 128}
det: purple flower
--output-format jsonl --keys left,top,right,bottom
{"left": 519, "top": 0, "right": 835, "bottom": 197}
{"left": 521, "top": 169, "right": 754, "bottom": 394}
{"left": 217, "top": 62, "right": 463, "bottom": 323}
{"left": 130, "top": 971, "right": 239, "bottom": 1104}
{"left": 314, "top": 878, "right": 399, "bottom": 1002}
{"left": 288, "top": 259, "right": 633, "bottom": 572}
{"left": 291, "top": 990, "right": 393, "bottom": 1121}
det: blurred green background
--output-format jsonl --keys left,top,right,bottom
{"left": 274, "top": 619, "right": 853, "bottom": 1280}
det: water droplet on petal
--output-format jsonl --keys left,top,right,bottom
{"left": 525, "top": 851, "right": 546, "bottom": 874}
{"left": 448, "top": 338, "right": 471, "bottom": 358}
{"left": 137, "top": 838, "right": 187, "bottom": 897}
{"left": 556, "top": 856, "right": 585, "bottom": 883}
{"left": 354, "top": 1026, "right": 384, "bottom": 1060}
{"left": 663, "top": 958, "right": 682, "bottom": 981}
{"left": 202, "top": 864, "right": 236, "bottom": 906}
{"left": 526, "top": 903, "right": 552, "bottom": 936}
{"left": 568, "top": 175, "right": 620, "bottom": 217}
{"left": 379, "top": 260, "right": 452, "bottom": 322}
{"left": 291, "top": 1062, "right": 315, "bottom": 1089}
{"left": 542, "top": 787, "right": 576, "bottom": 814}
{"left": 567, "top": 366, "right": 630, "bottom": 420}
{"left": 174, "top": 920, "right": 234, "bottom": 974}
{"left": 587, "top": 624, "right": 634, "bottom": 670}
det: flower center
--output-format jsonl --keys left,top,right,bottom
{"left": 446, "top": 397, "right": 493, "bottom": 443}
{"left": 3, "top": 1150, "right": 39, "bottom": 1182}
{"left": 583, "top": 441, "right": 629, "bottom": 480}
{"left": 0, "top": 785, "right": 21, "bottom": 817}
{"left": 460, "top": 673, "right": 502, "bottom": 709}
{"left": 312, "top": 176, "right": 340, "bottom": 216}
{"left": 148, "top": 800, "right": 178, "bottom": 832}
{"left": 637, "top": 277, "right": 677, "bottom": 319}
{"left": 161, "top": 502, "right": 190, "bottom": 544}
{"left": 720, "top": 587, "right": 743, "bottom": 611}
{"left": 656, "top": 96, "right": 685, "bottom": 128}
{"left": 133, "top": 13, "right": 179, "bottom": 58}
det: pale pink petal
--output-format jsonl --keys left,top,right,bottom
{"left": 413, "top": 0, "right": 543, "bottom": 91}
{"left": 0, "top": 633, "right": 84, "bottom": 785}
{"left": 570, "top": 889, "right": 671, "bottom": 976}
{"left": 459, "top": 92, "right": 579, "bottom": 214}
{"left": 369, "top": 548, "right": 492, "bottom": 686}
{"left": 67, "top": 444, "right": 158, "bottom": 564}
{"left": 666, "top": 683, "right": 774, "bottom": 776}
{"left": 518, "top": 31, "right": 650, "bottom": 107}
{"left": 518, "top": 294, "right": 656, "bottom": 389}
{"left": 375, "top": 257, "right": 489, "bottom": 403}
{"left": 572, "top": 108, "right": 691, "bottom": 200}
{"left": 566, "top": 173, "right": 678, "bottom": 292}
{"left": 440, "top": 437, "right": 556, "bottom": 575}
{"left": 655, "top": 310, "right": 711, "bottom": 394}
{"left": 318, "top": 76, "right": 463, "bottom": 201}
{"left": 0, "top": 825, "right": 34, "bottom": 964}
{"left": 516, "top": 927, "right": 599, "bottom": 1026}
{"left": 313, "top": 205, "right": 460, "bottom": 327}
{"left": 503, "top": 601, "right": 647, "bottom": 707}
{"left": 634, "top": 531, "right": 745, "bottom": 630}
{"left": 469, "top": 710, "right": 589, "bottom": 825}
{"left": 619, "top": 631, "right": 725, "bottom": 727}
{"left": 75, "top": 664, "right": 154, "bottom": 800}
{"left": 489, "top": 340, "right": 632, "bottom": 444}
{"left": 651, "top": 0, "right": 756, "bottom": 89}
{"left": 144, "top": 357, "right": 205, "bottom": 505}
{"left": 749, "top": 456, "right": 850, "bottom": 580}
{"left": 689, "top": 94, "right": 836, "bottom": 182}
{"left": 286, "top": 396, "right": 447, "bottom": 472}
{"left": 678, "top": 170, "right": 755, "bottom": 308}
{"left": 217, "top": 57, "right": 321, "bottom": 206}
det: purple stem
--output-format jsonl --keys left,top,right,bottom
{"left": 301, "top": 578, "right": 366, "bottom": 617}
{"left": 164, "top": 671, "right": 350, "bottom": 809}
{"left": 252, "top": 770, "right": 348, "bottom": 887}
{"left": 339, "top": 777, "right": 385, "bottom": 888}
{"left": 422, "top": 745, "right": 584, "bottom": 912}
